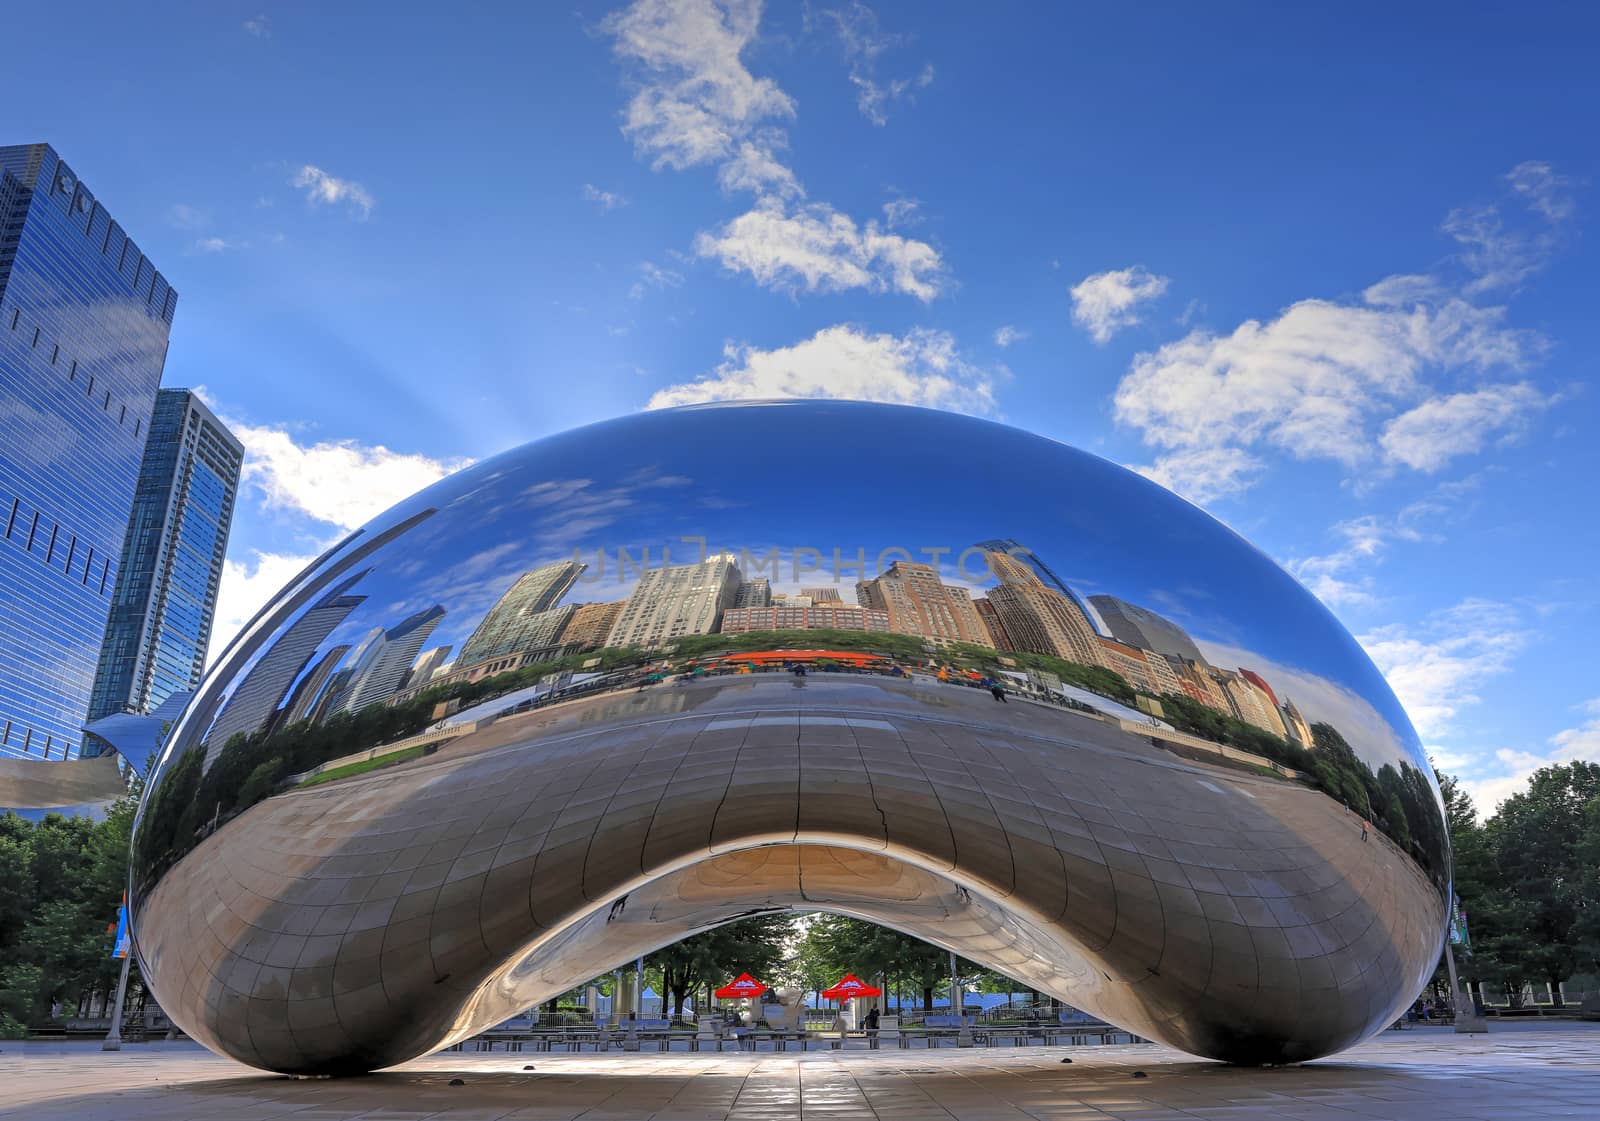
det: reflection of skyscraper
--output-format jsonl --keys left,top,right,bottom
{"left": 980, "top": 550, "right": 1102, "bottom": 665}
{"left": 279, "top": 644, "right": 350, "bottom": 728}
{"left": 606, "top": 552, "right": 743, "bottom": 648}
{"left": 1167, "top": 656, "right": 1230, "bottom": 712}
{"left": 90, "top": 390, "right": 244, "bottom": 721}
{"left": 204, "top": 573, "right": 367, "bottom": 751}
{"left": 973, "top": 599, "right": 1012, "bottom": 651}
{"left": 1281, "top": 698, "right": 1314, "bottom": 747}
{"left": 721, "top": 603, "right": 892, "bottom": 633}
{"left": 1096, "top": 638, "right": 1183, "bottom": 696}
{"left": 733, "top": 578, "right": 771, "bottom": 608}
{"left": 403, "top": 645, "right": 453, "bottom": 692}
{"left": 336, "top": 604, "right": 447, "bottom": 716}
{"left": 1087, "top": 595, "right": 1206, "bottom": 666}
{"left": 1219, "top": 670, "right": 1287, "bottom": 737}
{"left": 1, "top": 144, "right": 179, "bottom": 761}
{"left": 558, "top": 601, "right": 625, "bottom": 650}
{"left": 857, "top": 562, "right": 991, "bottom": 646}
{"left": 457, "top": 560, "right": 583, "bottom": 665}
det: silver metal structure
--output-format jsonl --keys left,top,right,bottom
{"left": 129, "top": 401, "right": 1449, "bottom": 1074}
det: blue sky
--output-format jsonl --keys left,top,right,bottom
{"left": 6, "top": 0, "right": 1598, "bottom": 811}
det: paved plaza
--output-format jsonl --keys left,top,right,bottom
{"left": 4, "top": 1024, "right": 1598, "bottom": 1121}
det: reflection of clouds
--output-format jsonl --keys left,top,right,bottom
{"left": 295, "top": 468, "right": 704, "bottom": 655}
{"left": 1197, "top": 639, "right": 1420, "bottom": 775}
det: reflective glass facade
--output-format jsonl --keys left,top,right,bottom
{"left": 0, "top": 143, "right": 176, "bottom": 761}
{"left": 89, "top": 390, "right": 242, "bottom": 722}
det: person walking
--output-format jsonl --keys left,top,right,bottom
{"left": 1360, "top": 819, "right": 1370, "bottom": 843}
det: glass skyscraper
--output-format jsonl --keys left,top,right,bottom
{"left": 89, "top": 390, "right": 243, "bottom": 722}
{"left": 0, "top": 143, "right": 177, "bottom": 761}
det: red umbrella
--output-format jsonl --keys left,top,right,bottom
{"left": 714, "top": 972, "right": 766, "bottom": 999}
{"left": 820, "top": 973, "right": 882, "bottom": 1001}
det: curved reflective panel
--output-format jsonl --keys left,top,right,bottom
{"left": 130, "top": 401, "right": 1449, "bottom": 1074}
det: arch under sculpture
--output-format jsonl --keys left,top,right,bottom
{"left": 130, "top": 401, "right": 1450, "bottom": 1074}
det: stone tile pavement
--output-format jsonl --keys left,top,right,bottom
{"left": 3, "top": 1024, "right": 1597, "bottom": 1120}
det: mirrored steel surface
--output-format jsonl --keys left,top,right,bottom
{"left": 130, "top": 401, "right": 1449, "bottom": 1074}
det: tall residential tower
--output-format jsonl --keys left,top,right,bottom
{"left": 0, "top": 144, "right": 178, "bottom": 760}
{"left": 90, "top": 389, "right": 243, "bottom": 720}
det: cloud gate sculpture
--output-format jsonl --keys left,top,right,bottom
{"left": 130, "top": 401, "right": 1449, "bottom": 1074}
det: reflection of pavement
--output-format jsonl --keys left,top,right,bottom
{"left": 137, "top": 675, "right": 1445, "bottom": 1074}
{"left": 9, "top": 1026, "right": 1600, "bottom": 1119}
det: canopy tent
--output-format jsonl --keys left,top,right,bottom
{"left": 713, "top": 972, "right": 766, "bottom": 999}
{"left": 820, "top": 973, "right": 882, "bottom": 1001}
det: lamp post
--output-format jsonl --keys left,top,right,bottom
{"left": 102, "top": 952, "right": 131, "bottom": 1051}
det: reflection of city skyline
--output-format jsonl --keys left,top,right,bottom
{"left": 207, "top": 536, "right": 1323, "bottom": 758}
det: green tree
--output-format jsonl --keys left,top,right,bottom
{"left": 645, "top": 915, "right": 793, "bottom": 1023}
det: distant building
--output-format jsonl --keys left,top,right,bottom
{"left": 204, "top": 573, "right": 368, "bottom": 751}
{"left": 1087, "top": 595, "right": 1206, "bottom": 666}
{"left": 800, "top": 587, "right": 843, "bottom": 603}
{"left": 89, "top": 389, "right": 243, "bottom": 721}
{"left": 856, "top": 561, "right": 990, "bottom": 646}
{"left": 733, "top": 578, "right": 771, "bottom": 608}
{"left": 0, "top": 144, "right": 180, "bottom": 760}
{"left": 721, "top": 604, "right": 892, "bottom": 633}
{"left": 605, "top": 552, "right": 743, "bottom": 648}
{"left": 456, "top": 560, "right": 584, "bottom": 665}
{"left": 558, "top": 600, "right": 625, "bottom": 650}
{"left": 980, "top": 550, "right": 1101, "bottom": 665}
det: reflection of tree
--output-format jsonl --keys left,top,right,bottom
{"left": 1157, "top": 695, "right": 1446, "bottom": 881}
{"left": 133, "top": 644, "right": 645, "bottom": 886}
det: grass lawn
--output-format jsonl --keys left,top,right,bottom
{"left": 298, "top": 744, "right": 427, "bottom": 788}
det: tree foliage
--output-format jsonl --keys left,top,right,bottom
{"left": 1442, "top": 762, "right": 1600, "bottom": 1006}
{"left": 0, "top": 788, "right": 139, "bottom": 1035}
{"left": 644, "top": 914, "right": 793, "bottom": 1023}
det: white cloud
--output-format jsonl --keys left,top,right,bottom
{"left": 822, "top": 2, "right": 934, "bottom": 125}
{"left": 195, "top": 237, "right": 245, "bottom": 254}
{"left": 1131, "top": 447, "right": 1263, "bottom": 506}
{"left": 882, "top": 197, "right": 920, "bottom": 228}
{"left": 715, "top": 135, "right": 804, "bottom": 198}
{"left": 1113, "top": 293, "right": 1537, "bottom": 468}
{"left": 225, "top": 420, "right": 468, "bottom": 532}
{"left": 1358, "top": 599, "right": 1528, "bottom": 742}
{"left": 1506, "top": 160, "right": 1575, "bottom": 223}
{"left": 629, "top": 260, "right": 685, "bottom": 299}
{"left": 1070, "top": 265, "right": 1169, "bottom": 344}
{"left": 1443, "top": 204, "right": 1551, "bottom": 294}
{"left": 602, "top": 0, "right": 794, "bottom": 174}
{"left": 209, "top": 550, "right": 321, "bottom": 664}
{"left": 243, "top": 15, "right": 270, "bottom": 38}
{"left": 167, "top": 204, "right": 209, "bottom": 230}
{"left": 645, "top": 324, "right": 999, "bottom": 413}
{"left": 993, "top": 325, "right": 1028, "bottom": 348}
{"left": 1285, "top": 516, "right": 1400, "bottom": 610}
{"left": 1379, "top": 382, "right": 1551, "bottom": 472}
{"left": 1459, "top": 699, "right": 1600, "bottom": 813}
{"left": 291, "top": 165, "right": 375, "bottom": 220}
{"left": 603, "top": 0, "right": 945, "bottom": 300}
{"left": 695, "top": 197, "right": 946, "bottom": 300}
{"left": 582, "top": 183, "right": 629, "bottom": 210}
